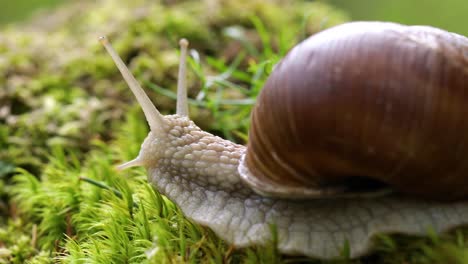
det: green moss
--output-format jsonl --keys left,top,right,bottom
{"left": 6, "top": 108, "right": 281, "bottom": 263}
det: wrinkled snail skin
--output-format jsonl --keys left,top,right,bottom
{"left": 144, "top": 117, "right": 468, "bottom": 259}
{"left": 100, "top": 21, "right": 468, "bottom": 259}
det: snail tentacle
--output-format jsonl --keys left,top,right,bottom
{"left": 99, "top": 36, "right": 166, "bottom": 134}
{"left": 176, "top": 38, "right": 189, "bottom": 116}
{"left": 116, "top": 156, "right": 145, "bottom": 171}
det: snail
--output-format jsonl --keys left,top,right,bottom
{"left": 99, "top": 21, "right": 468, "bottom": 259}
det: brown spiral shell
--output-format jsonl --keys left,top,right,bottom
{"left": 241, "top": 21, "right": 468, "bottom": 200}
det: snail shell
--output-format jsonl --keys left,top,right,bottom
{"left": 240, "top": 21, "right": 468, "bottom": 200}
{"left": 100, "top": 21, "right": 468, "bottom": 259}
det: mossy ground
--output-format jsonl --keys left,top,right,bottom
{"left": 1, "top": 0, "right": 468, "bottom": 263}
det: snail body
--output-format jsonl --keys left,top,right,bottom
{"left": 100, "top": 21, "right": 468, "bottom": 259}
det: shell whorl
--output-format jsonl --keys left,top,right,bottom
{"left": 241, "top": 21, "right": 468, "bottom": 200}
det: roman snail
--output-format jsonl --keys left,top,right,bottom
{"left": 98, "top": 21, "right": 468, "bottom": 259}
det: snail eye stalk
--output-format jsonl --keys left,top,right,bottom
{"left": 99, "top": 36, "right": 166, "bottom": 134}
{"left": 177, "top": 38, "right": 189, "bottom": 117}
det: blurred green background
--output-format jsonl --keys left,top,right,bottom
{"left": 0, "top": 0, "right": 467, "bottom": 35}
{"left": 0, "top": 0, "right": 66, "bottom": 25}
{"left": 327, "top": 0, "right": 468, "bottom": 35}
